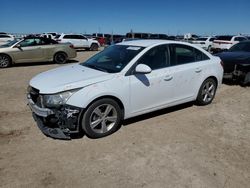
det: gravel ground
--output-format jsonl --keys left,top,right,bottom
{"left": 0, "top": 50, "right": 250, "bottom": 188}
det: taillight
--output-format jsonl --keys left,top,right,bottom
{"left": 69, "top": 44, "right": 74, "bottom": 49}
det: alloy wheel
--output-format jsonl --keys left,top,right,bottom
{"left": 201, "top": 81, "right": 215, "bottom": 103}
{"left": 89, "top": 104, "right": 118, "bottom": 134}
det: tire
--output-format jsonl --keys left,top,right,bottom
{"left": 0, "top": 54, "right": 11, "bottom": 68}
{"left": 90, "top": 43, "right": 99, "bottom": 51}
{"left": 196, "top": 78, "right": 217, "bottom": 106}
{"left": 54, "top": 52, "right": 67, "bottom": 64}
{"left": 82, "top": 98, "right": 122, "bottom": 138}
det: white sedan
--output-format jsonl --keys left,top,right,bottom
{"left": 191, "top": 37, "right": 216, "bottom": 51}
{"left": 27, "top": 40, "right": 223, "bottom": 139}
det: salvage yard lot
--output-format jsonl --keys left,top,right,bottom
{"left": 0, "top": 51, "right": 250, "bottom": 188}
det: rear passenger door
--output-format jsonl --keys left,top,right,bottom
{"left": 168, "top": 44, "right": 209, "bottom": 102}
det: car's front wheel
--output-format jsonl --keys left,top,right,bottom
{"left": 54, "top": 52, "right": 67, "bottom": 64}
{"left": 196, "top": 78, "right": 217, "bottom": 105}
{"left": 81, "top": 98, "right": 122, "bottom": 138}
{"left": 0, "top": 54, "right": 11, "bottom": 68}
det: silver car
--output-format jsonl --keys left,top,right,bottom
{"left": 0, "top": 37, "right": 77, "bottom": 68}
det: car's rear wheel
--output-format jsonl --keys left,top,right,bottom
{"left": 82, "top": 98, "right": 122, "bottom": 138}
{"left": 0, "top": 54, "right": 11, "bottom": 68}
{"left": 54, "top": 52, "right": 67, "bottom": 64}
{"left": 90, "top": 43, "right": 99, "bottom": 51}
{"left": 196, "top": 78, "right": 217, "bottom": 105}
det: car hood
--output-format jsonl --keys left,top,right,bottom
{"left": 30, "top": 64, "right": 114, "bottom": 94}
{"left": 0, "top": 46, "right": 11, "bottom": 50}
{"left": 215, "top": 51, "right": 250, "bottom": 62}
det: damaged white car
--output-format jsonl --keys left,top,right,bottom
{"left": 27, "top": 40, "right": 223, "bottom": 139}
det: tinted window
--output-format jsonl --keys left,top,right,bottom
{"left": 63, "top": 35, "right": 77, "bottom": 39}
{"left": 137, "top": 45, "right": 169, "bottom": 70}
{"left": 209, "top": 37, "right": 216, "bottom": 41}
{"left": 197, "top": 38, "right": 207, "bottom": 41}
{"left": 234, "top": 37, "right": 246, "bottom": 42}
{"left": 41, "top": 38, "right": 58, "bottom": 45}
{"left": 216, "top": 36, "right": 233, "bottom": 41}
{"left": 0, "top": 35, "right": 10, "bottom": 38}
{"left": 169, "top": 44, "right": 209, "bottom": 66}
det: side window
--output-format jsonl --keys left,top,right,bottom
{"left": 235, "top": 37, "right": 246, "bottom": 42}
{"left": 63, "top": 35, "right": 73, "bottom": 39}
{"left": 209, "top": 37, "right": 215, "bottom": 41}
{"left": 0, "top": 35, "right": 10, "bottom": 38}
{"left": 19, "top": 38, "right": 40, "bottom": 47}
{"left": 169, "top": 44, "right": 209, "bottom": 66}
{"left": 137, "top": 45, "right": 169, "bottom": 70}
{"left": 77, "top": 35, "right": 86, "bottom": 39}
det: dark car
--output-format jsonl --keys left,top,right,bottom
{"left": 215, "top": 41, "right": 250, "bottom": 84}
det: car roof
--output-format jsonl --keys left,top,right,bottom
{"left": 118, "top": 39, "right": 188, "bottom": 47}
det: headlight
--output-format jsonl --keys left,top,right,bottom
{"left": 43, "top": 89, "right": 80, "bottom": 107}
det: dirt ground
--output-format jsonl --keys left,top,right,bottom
{"left": 0, "top": 50, "right": 250, "bottom": 188}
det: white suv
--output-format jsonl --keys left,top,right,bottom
{"left": 27, "top": 40, "right": 223, "bottom": 139}
{"left": 191, "top": 37, "right": 216, "bottom": 51}
{"left": 211, "top": 35, "right": 248, "bottom": 53}
{"left": 56, "top": 34, "right": 100, "bottom": 50}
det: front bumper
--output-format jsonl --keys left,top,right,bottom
{"left": 27, "top": 94, "right": 83, "bottom": 140}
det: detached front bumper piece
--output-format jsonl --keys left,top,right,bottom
{"left": 32, "top": 113, "right": 71, "bottom": 140}
{"left": 27, "top": 94, "right": 82, "bottom": 140}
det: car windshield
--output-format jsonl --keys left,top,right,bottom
{"left": 229, "top": 42, "right": 250, "bottom": 52}
{"left": 81, "top": 45, "right": 145, "bottom": 73}
{"left": 0, "top": 40, "right": 18, "bottom": 47}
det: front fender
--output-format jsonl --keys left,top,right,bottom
{"left": 66, "top": 78, "right": 130, "bottom": 115}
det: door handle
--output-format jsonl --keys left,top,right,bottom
{"left": 195, "top": 68, "right": 202, "bottom": 73}
{"left": 164, "top": 75, "right": 173, "bottom": 81}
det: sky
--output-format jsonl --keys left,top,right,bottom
{"left": 1, "top": 0, "right": 250, "bottom": 36}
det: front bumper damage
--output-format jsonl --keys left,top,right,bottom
{"left": 27, "top": 94, "right": 83, "bottom": 140}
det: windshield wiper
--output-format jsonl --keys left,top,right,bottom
{"left": 84, "top": 64, "right": 108, "bottom": 73}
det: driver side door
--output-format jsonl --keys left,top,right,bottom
{"left": 12, "top": 38, "right": 44, "bottom": 63}
{"left": 128, "top": 45, "right": 174, "bottom": 115}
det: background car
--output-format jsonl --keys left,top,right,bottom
{"left": 211, "top": 35, "right": 248, "bottom": 53}
{"left": 0, "top": 37, "right": 76, "bottom": 68}
{"left": 215, "top": 41, "right": 250, "bottom": 84}
{"left": 27, "top": 40, "right": 223, "bottom": 139}
{"left": 56, "top": 34, "right": 100, "bottom": 50}
{"left": 0, "top": 34, "right": 15, "bottom": 46}
{"left": 191, "top": 37, "right": 216, "bottom": 51}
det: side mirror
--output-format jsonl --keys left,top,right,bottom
{"left": 135, "top": 64, "right": 152, "bottom": 74}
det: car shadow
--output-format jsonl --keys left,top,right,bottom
{"left": 122, "top": 102, "right": 194, "bottom": 126}
{"left": 13, "top": 60, "right": 79, "bottom": 67}
{"left": 223, "top": 79, "right": 250, "bottom": 87}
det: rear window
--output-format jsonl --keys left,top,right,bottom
{"left": 216, "top": 36, "right": 233, "bottom": 41}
